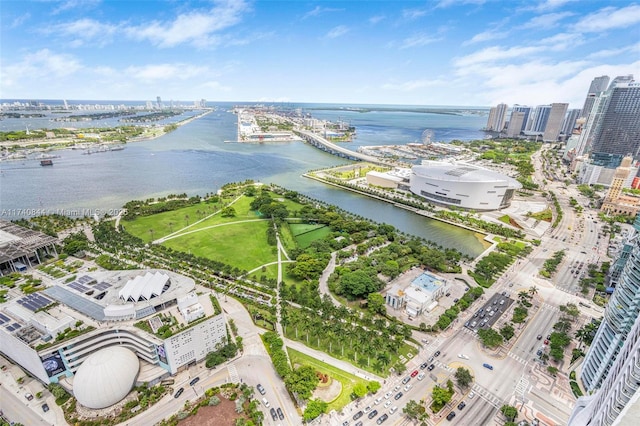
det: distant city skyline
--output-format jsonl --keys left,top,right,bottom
{"left": 1, "top": 0, "right": 639, "bottom": 106}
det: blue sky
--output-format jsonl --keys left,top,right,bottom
{"left": 1, "top": 0, "right": 639, "bottom": 107}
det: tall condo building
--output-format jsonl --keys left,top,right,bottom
{"left": 579, "top": 215, "right": 640, "bottom": 394}
{"left": 486, "top": 103, "right": 508, "bottom": 132}
{"left": 543, "top": 103, "right": 569, "bottom": 141}
{"left": 569, "top": 229, "right": 640, "bottom": 426}
{"left": 589, "top": 76, "right": 640, "bottom": 163}
{"left": 526, "top": 105, "right": 552, "bottom": 134}
{"left": 513, "top": 105, "right": 531, "bottom": 132}
{"left": 581, "top": 75, "right": 610, "bottom": 119}
{"left": 156, "top": 96, "right": 162, "bottom": 109}
{"left": 562, "top": 108, "right": 582, "bottom": 136}
{"left": 506, "top": 111, "right": 526, "bottom": 137}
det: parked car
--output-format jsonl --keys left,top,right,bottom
{"left": 277, "top": 407, "right": 284, "bottom": 420}
{"left": 374, "top": 396, "right": 383, "bottom": 405}
{"left": 468, "top": 391, "right": 475, "bottom": 399}
{"left": 434, "top": 350, "right": 441, "bottom": 357}
{"left": 189, "top": 377, "right": 200, "bottom": 386}
{"left": 353, "top": 410, "right": 364, "bottom": 420}
{"left": 364, "top": 405, "right": 372, "bottom": 413}
{"left": 270, "top": 408, "right": 278, "bottom": 421}
{"left": 390, "top": 406, "right": 398, "bottom": 414}
{"left": 394, "top": 392, "right": 403, "bottom": 400}
{"left": 404, "top": 383, "right": 413, "bottom": 392}
{"left": 427, "top": 364, "right": 435, "bottom": 371}
{"left": 417, "top": 372, "right": 425, "bottom": 381}
{"left": 447, "top": 412, "right": 456, "bottom": 421}
{"left": 420, "top": 362, "right": 429, "bottom": 369}
{"left": 25, "top": 393, "right": 34, "bottom": 401}
{"left": 410, "top": 370, "right": 419, "bottom": 377}
{"left": 458, "top": 401, "right": 466, "bottom": 410}
{"left": 402, "top": 376, "right": 411, "bottom": 384}
{"left": 256, "top": 383, "right": 266, "bottom": 395}
{"left": 384, "top": 400, "right": 392, "bottom": 409}
{"left": 262, "top": 397, "right": 270, "bottom": 408}
{"left": 174, "top": 388, "right": 184, "bottom": 398}
{"left": 42, "top": 403, "right": 50, "bottom": 412}
{"left": 368, "top": 409, "right": 379, "bottom": 419}
{"left": 376, "top": 414, "right": 389, "bottom": 424}
{"left": 384, "top": 391, "right": 392, "bottom": 399}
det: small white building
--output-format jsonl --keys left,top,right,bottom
{"left": 385, "top": 270, "right": 449, "bottom": 317}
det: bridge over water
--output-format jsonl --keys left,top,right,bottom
{"left": 294, "top": 129, "right": 389, "bottom": 164}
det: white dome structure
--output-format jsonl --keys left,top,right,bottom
{"left": 73, "top": 346, "right": 140, "bottom": 409}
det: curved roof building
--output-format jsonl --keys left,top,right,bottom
{"left": 410, "top": 161, "right": 521, "bottom": 211}
{"left": 73, "top": 346, "right": 139, "bottom": 409}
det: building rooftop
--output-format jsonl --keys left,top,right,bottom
{"left": 411, "top": 272, "right": 446, "bottom": 293}
{"left": 413, "top": 161, "right": 521, "bottom": 186}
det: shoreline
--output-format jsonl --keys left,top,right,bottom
{"left": 0, "top": 109, "right": 214, "bottom": 156}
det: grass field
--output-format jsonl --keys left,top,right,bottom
{"left": 294, "top": 226, "right": 331, "bottom": 249}
{"left": 163, "top": 220, "right": 275, "bottom": 272}
{"left": 287, "top": 347, "right": 367, "bottom": 412}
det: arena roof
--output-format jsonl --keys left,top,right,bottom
{"left": 73, "top": 346, "right": 139, "bottom": 409}
{"left": 118, "top": 271, "right": 170, "bottom": 302}
{"left": 412, "top": 161, "right": 520, "bottom": 185}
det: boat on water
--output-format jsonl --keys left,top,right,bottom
{"left": 40, "top": 159, "right": 53, "bottom": 166}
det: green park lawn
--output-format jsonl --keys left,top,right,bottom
{"left": 293, "top": 226, "right": 332, "bottom": 249}
{"left": 163, "top": 220, "right": 274, "bottom": 272}
{"left": 287, "top": 347, "right": 367, "bottom": 412}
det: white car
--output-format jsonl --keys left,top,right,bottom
{"left": 468, "top": 391, "right": 475, "bottom": 399}
{"left": 393, "top": 385, "right": 401, "bottom": 392}
{"left": 374, "top": 397, "right": 383, "bottom": 405}
{"left": 404, "top": 383, "right": 413, "bottom": 392}
{"left": 417, "top": 372, "right": 425, "bottom": 381}
{"left": 364, "top": 405, "right": 372, "bottom": 413}
{"left": 384, "top": 391, "right": 392, "bottom": 399}
{"left": 458, "top": 354, "right": 469, "bottom": 359}
{"left": 390, "top": 406, "right": 398, "bottom": 415}
{"left": 384, "top": 400, "right": 392, "bottom": 408}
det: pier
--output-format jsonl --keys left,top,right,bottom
{"left": 294, "top": 129, "right": 390, "bottom": 165}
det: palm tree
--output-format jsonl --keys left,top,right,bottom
{"left": 529, "top": 286, "right": 538, "bottom": 297}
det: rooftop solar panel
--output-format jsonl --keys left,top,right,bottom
{"left": 78, "top": 275, "right": 93, "bottom": 284}
{"left": 6, "top": 325, "right": 14, "bottom": 331}
{"left": 0, "top": 313, "right": 9, "bottom": 324}
{"left": 12, "top": 322, "right": 20, "bottom": 329}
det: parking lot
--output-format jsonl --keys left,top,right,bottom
{"left": 465, "top": 292, "right": 514, "bottom": 332}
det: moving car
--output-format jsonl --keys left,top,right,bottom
{"left": 483, "top": 363, "right": 494, "bottom": 370}
{"left": 457, "top": 354, "right": 469, "bottom": 359}
{"left": 458, "top": 401, "right": 466, "bottom": 410}
{"left": 270, "top": 408, "right": 278, "bottom": 421}
{"left": 256, "top": 383, "right": 266, "bottom": 395}
{"left": 174, "top": 388, "right": 184, "bottom": 398}
{"left": 262, "top": 397, "right": 270, "bottom": 407}
{"left": 434, "top": 350, "right": 441, "bottom": 357}
{"left": 277, "top": 407, "right": 284, "bottom": 420}
{"left": 189, "top": 377, "right": 200, "bottom": 386}
{"left": 537, "top": 335, "right": 543, "bottom": 340}
{"left": 447, "top": 412, "right": 456, "bottom": 421}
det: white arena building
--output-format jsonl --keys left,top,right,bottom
{"left": 410, "top": 161, "right": 522, "bottom": 211}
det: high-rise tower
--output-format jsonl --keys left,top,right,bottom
{"left": 526, "top": 105, "right": 551, "bottom": 134}
{"left": 543, "top": 103, "right": 569, "bottom": 142}
{"left": 580, "top": 215, "right": 640, "bottom": 393}
{"left": 589, "top": 76, "right": 640, "bottom": 163}
{"left": 486, "top": 103, "right": 508, "bottom": 132}
{"left": 581, "top": 75, "right": 610, "bottom": 119}
{"left": 562, "top": 108, "right": 581, "bottom": 136}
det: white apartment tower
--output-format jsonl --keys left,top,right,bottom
{"left": 543, "top": 103, "right": 569, "bottom": 142}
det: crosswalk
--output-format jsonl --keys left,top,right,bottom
{"left": 471, "top": 383, "right": 502, "bottom": 409}
{"left": 435, "top": 360, "right": 455, "bottom": 373}
{"left": 227, "top": 364, "right": 239, "bottom": 383}
{"left": 515, "top": 376, "right": 530, "bottom": 396}
{"left": 542, "top": 302, "right": 560, "bottom": 312}
{"left": 507, "top": 352, "right": 528, "bottom": 365}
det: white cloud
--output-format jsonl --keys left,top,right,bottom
{"left": 402, "top": 8, "right": 428, "bottom": 20}
{"left": 125, "top": 0, "right": 250, "bottom": 48}
{"left": 302, "top": 6, "right": 343, "bottom": 19}
{"left": 43, "top": 18, "right": 119, "bottom": 47}
{"left": 463, "top": 28, "right": 509, "bottom": 45}
{"left": 522, "top": 11, "right": 573, "bottom": 29}
{"left": 401, "top": 33, "right": 442, "bottom": 49}
{"left": 1, "top": 49, "right": 82, "bottom": 90}
{"left": 381, "top": 79, "right": 446, "bottom": 91}
{"left": 587, "top": 42, "right": 640, "bottom": 59}
{"left": 11, "top": 13, "right": 31, "bottom": 28}
{"left": 200, "top": 81, "right": 232, "bottom": 92}
{"left": 369, "top": 15, "right": 385, "bottom": 25}
{"left": 573, "top": 4, "right": 640, "bottom": 33}
{"left": 124, "top": 64, "right": 209, "bottom": 81}
{"left": 325, "top": 25, "right": 349, "bottom": 39}
{"left": 454, "top": 45, "right": 544, "bottom": 68}
{"left": 52, "top": 0, "right": 101, "bottom": 15}
{"left": 530, "top": 0, "right": 578, "bottom": 12}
